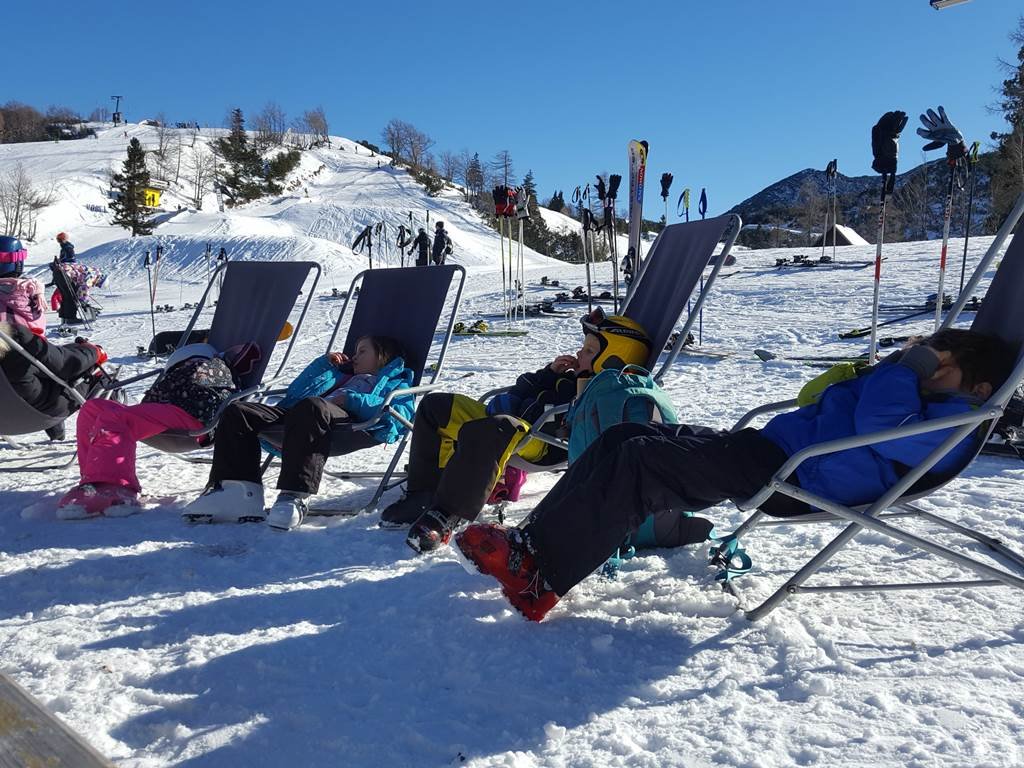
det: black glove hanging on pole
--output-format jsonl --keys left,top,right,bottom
{"left": 917, "top": 105, "right": 967, "bottom": 162}
{"left": 660, "top": 173, "right": 673, "bottom": 201}
{"left": 870, "top": 110, "right": 909, "bottom": 176}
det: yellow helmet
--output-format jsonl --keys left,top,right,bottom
{"left": 581, "top": 308, "right": 652, "bottom": 372}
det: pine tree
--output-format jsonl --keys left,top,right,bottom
{"left": 215, "top": 108, "right": 265, "bottom": 206}
{"left": 465, "top": 153, "right": 484, "bottom": 202}
{"left": 109, "top": 138, "right": 155, "bottom": 236}
{"left": 989, "top": 16, "right": 1024, "bottom": 228}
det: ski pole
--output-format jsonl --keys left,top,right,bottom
{"left": 660, "top": 173, "right": 673, "bottom": 230}
{"left": 601, "top": 174, "right": 622, "bottom": 313}
{"left": 582, "top": 208, "right": 595, "bottom": 316}
{"left": 821, "top": 160, "right": 836, "bottom": 261}
{"left": 677, "top": 188, "right": 690, "bottom": 222}
{"left": 958, "top": 141, "right": 980, "bottom": 296}
{"left": 868, "top": 178, "right": 891, "bottom": 358}
{"left": 144, "top": 251, "right": 156, "bottom": 340}
{"left": 934, "top": 159, "right": 957, "bottom": 330}
{"left": 830, "top": 160, "right": 839, "bottom": 264}
{"left": 698, "top": 188, "right": 708, "bottom": 340}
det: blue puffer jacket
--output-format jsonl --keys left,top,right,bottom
{"left": 272, "top": 355, "right": 415, "bottom": 445}
{"left": 760, "top": 347, "right": 983, "bottom": 507}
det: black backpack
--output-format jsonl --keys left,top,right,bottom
{"left": 142, "top": 356, "right": 237, "bottom": 424}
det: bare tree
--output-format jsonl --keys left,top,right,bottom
{"left": 304, "top": 107, "right": 329, "bottom": 148}
{"left": 88, "top": 106, "right": 111, "bottom": 122}
{"left": 407, "top": 126, "right": 434, "bottom": 171}
{"left": 253, "top": 102, "right": 287, "bottom": 150}
{"left": 381, "top": 118, "right": 410, "bottom": 164}
{"left": 187, "top": 144, "right": 217, "bottom": 210}
{"left": 289, "top": 114, "right": 311, "bottom": 149}
{"left": 438, "top": 150, "right": 461, "bottom": 183}
{"left": 0, "top": 163, "right": 56, "bottom": 239}
{"left": 489, "top": 150, "right": 515, "bottom": 187}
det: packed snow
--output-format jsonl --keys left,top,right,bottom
{"left": 0, "top": 126, "right": 1022, "bottom": 768}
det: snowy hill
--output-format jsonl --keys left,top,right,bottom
{"left": 1, "top": 123, "right": 557, "bottom": 288}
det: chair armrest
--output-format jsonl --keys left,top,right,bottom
{"left": 343, "top": 382, "right": 440, "bottom": 431}
{"left": 478, "top": 385, "right": 511, "bottom": 404}
{"left": 730, "top": 399, "right": 798, "bottom": 432}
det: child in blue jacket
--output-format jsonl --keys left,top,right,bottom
{"left": 183, "top": 335, "right": 413, "bottom": 529}
{"left": 455, "top": 329, "right": 1017, "bottom": 621}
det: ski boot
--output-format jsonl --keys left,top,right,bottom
{"left": 267, "top": 492, "right": 309, "bottom": 531}
{"left": 454, "top": 523, "right": 559, "bottom": 622}
{"left": 379, "top": 489, "right": 433, "bottom": 529}
{"left": 57, "top": 483, "right": 141, "bottom": 520}
{"left": 182, "top": 480, "right": 266, "bottom": 523}
{"left": 406, "top": 509, "right": 462, "bottom": 554}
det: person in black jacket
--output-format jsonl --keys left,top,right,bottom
{"left": 0, "top": 321, "right": 104, "bottom": 439}
{"left": 382, "top": 312, "right": 652, "bottom": 554}
{"left": 431, "top": 221, "right": 451, "bottom": 265}
{"left": 56, "top": 232, "right": 76, "bottom": 264}
{"left": 409, "top": 228, "right": 431, "bottom": 267}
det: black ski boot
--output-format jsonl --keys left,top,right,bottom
{"left": 406, "top": 509, "right": 462, "bottom": 554}
{"left": 379, "top": 490, "right": 433, "bottom": 529}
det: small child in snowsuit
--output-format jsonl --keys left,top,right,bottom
{"left": 56, "top": 342, "right": 262, "bottom": 519}
{"left": 182, "top": 336, "right": 414, "bottom": 530}
{"left": 381, "top": 310, "right": 653, "bottom": 555}
{"left": 455, "top": 329, "right": 1017, "bottom": 621}
{"left": 56, "top": 232, "right": 76, "bottom": 264}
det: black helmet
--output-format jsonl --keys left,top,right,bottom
{"left": 419, "top": 227, "right": 426, "bottom": 234}
{"left": 435, "top": 221, "right": 444, "bottom": 229}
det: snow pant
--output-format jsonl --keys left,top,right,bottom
{"left": 1, "top": 322, "right": 98, "bottom": 416}
{"left": 523, "top": 422, "right": 806, "bottom": 596}
{"left": 405, "top": 392, "right": 562, "bottom": 521}
{"left": 76, "top": 400, "right": 204, "bottom": 492}
{"left": 415, "top": 254, "right": 428, "bottom": 267}
{"left": 208, "top": 398, "right": 380, "bottom": 494}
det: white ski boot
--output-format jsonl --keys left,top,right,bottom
{"left": 181, "top": 481, "right": 266, "bottom": 523}
{"left": 266, "top": 492, "right": 309, "bottom": 531}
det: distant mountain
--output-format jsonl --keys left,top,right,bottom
{"left": 727, "top": 154, "right": 996, "bottom": 248}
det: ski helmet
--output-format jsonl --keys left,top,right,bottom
{"left": 419, "top": 227, "right": 426, "bottom": 234}
{"left": 435, "top": 221, "right": 444, "bottom": 229}
{"left": 581, "top": 308, "right": 652, "bottom": 372}
{"left": 166, "top": 343, "right": 218, "bottom": 370}
{"left": 56, "top": 232, "right": 68, "bottom": 242}
{"left": 0, "top": 236, "right": 26, "bottom": 278}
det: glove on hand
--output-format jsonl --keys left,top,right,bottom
{"left": 871, "top": 110, "right": 909, "bottom": 175}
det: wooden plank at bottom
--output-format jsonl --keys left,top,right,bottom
{"left": 0, "top": 672, "right": 112, "bottom": 768}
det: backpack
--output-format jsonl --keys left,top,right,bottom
{"left": 0, "top": 277, "right": 47, "bottom": 336}
{"left": 567, "top": 365, "right": 679, "bottom": 463}
{"left": 567, "top": 365, "right": 713, "bottom": 572}
{"left": 142, "top": 356, "right": 238, "bottom": 424}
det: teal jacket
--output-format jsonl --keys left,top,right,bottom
{"left": 268, "top": 355, "right": 415, "bottom": 447}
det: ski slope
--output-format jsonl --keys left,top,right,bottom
{"left": 1, "top": 130, "right": 1022, "bottom": 768}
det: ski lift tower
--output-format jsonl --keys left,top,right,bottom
{"left": 111, "top": 95, "right": 122, "bottom": 126}
{"left": 930, "top": 0, "right": 970, "bottom": 8}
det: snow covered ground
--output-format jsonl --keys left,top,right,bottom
{"left": 1, "top": 129, "right": 1022, "bottom": 767}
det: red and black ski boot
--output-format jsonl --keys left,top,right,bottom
{"left": 455, "top": 523, "right": 559, "bottom": 622}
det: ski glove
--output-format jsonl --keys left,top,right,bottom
{"left": 871, "top": 110, "right": 909, "bottom": 176}
{"left": 660, "top": 173, "right": 673, "bottom": 200}
{"left": 916, "top": 106, "right": 967, "bottom": 161}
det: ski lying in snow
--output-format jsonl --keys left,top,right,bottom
{"left": 839, "top": 307, "right": 936, "bottom": 339}
{"left": 679, "top": 347, "right": 734, "bottom": 360}
{"left": 878, "top": 295, "right": 979, "bottom": 314}
{"left": 453, "top": 330, "right": 529, "bottom": 337}
{"left": 754, "top": 349, "right": 870, "bottom": 364}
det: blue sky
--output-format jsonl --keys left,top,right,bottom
{"left": 7, "top": 0, "right": 1022, "bottom": 215}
